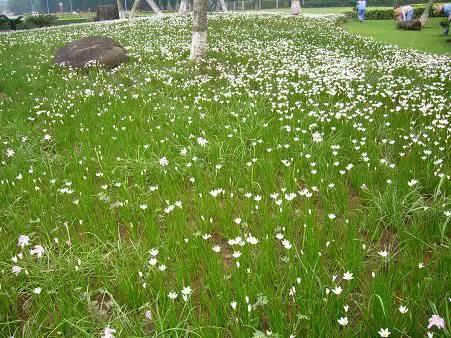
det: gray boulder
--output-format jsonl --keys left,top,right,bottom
{"left": 54, "top": 36, "right": 128, "bottom": 68}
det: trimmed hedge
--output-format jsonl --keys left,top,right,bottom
{"left": 0, "top": 16, "right": 91, "bottom": 30}
{"left": 344, "top": 4, "right": 443, "bottom": 20}
{"left": 303, "top": 0, "right": 424, "bottom": 8}
{"left": 54, "top": 17, "right": 92, "bottom": 25}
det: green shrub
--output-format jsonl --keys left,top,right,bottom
{"left": 25, "top": 14, "right": 58, "bottom": 28}
{"left": 54, "top": 17, "right": 92, "bottom": 26}
{"left": 303, "top": 0, "right": 423, "bottom": 7}
{"left": 0, "top": 15, "right": 24, "bottom": 30}
{"left": 344, "top": 4, "right": 443, "bottom": 20}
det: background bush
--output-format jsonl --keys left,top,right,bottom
{"left": 303, "top": 0, "right": 424, "bottom": 7}
{"left": 344, "top": 4, "right": 443, "bottom": 20}
{"left": 0, "top": 14, "right": 23, "bottom": 30}
{"left": 25, "top": 14, "right": 58, "bottom": 27}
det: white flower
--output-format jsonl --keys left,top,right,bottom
{"left": 275, "top": 233, "right": 284, "bottom": 240}
{"left": 332, "top": 286, "right": 342, "bottom": 295}
{"left": 399, "top": 305, "right": 408, "bottom": 314}
{"left": 149, "top": 248, "right": 159, "bottom": 257}
{"left": 282, "top": 239, "right": 292, "bottom": 250}
{"left": 212, "top": 245, "right": 221, "bottom": 253}
{"left": 139, "top": 204, "right": 148, "bottom": 210}
{"left": 101, "top": 327, "right": 116, "bottom": 338}
{"left": 378, "top": 250, "right": 389, "bottom": 257}
{"left": 148, "top": 258, "right": 157, "bottom": 266}
{"left": 18, "top": 235, "right": 30, "bottom": 248}
{"left": 159, "top": 156, "right": 169, "bottom": 167}
{"left": 246, "top": 236, "right": 259, "bottom": 245}
{"left": 6, "top": 148, "right": 15, "bottom": 157}
{"left": 181, "top": 286, "right": 192, "bottom": 295}
{"left": 158, "top": 264, "right": 167, "bottom": 271}
{"left": 12, "top": 266, "right": 22, "bottom": 275}
{"left": 197, "top": 137, "right": 208, "bottom": 147}
{"left": 312, "top": 131, "right": 323, "bottom": 143}
{"left": 407, "top": 179, "right": 418, "bottom": 187}
{"left": 337, "top": 317, "right": 348, "bottom": 326}
{"left": 328, "top": 213, "right": 336, "bottom": 220}
{"left": 231, "top": 301, "right": 237, "bottom": 310}
{"left": 33, "top": 287, "right": 42, "bottom": 294}
{"left": 30, "top": 245, "right": 45, "bottom": 258}
{"left": 209, "top": 189, "right": 224, "bottom": 198}
{"left": 168, "top": 292, "right": 178, "bottom": 300}
{"left": 145, "top": 310, "right": 152, "bottom": 320}
{"left": 343, "top": 272, "right": 353, "bottom": 280}
{"left": 378, "top": 328, "right": 391, "bottom": 337}
{"left": 164, "top": 205, "right": 175, "bottom": 214}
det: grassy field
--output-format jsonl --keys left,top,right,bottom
{"left": 345, "top": 17, "right": 451, "bottom": 55}
{"left": 0, "top": 14, "right": 450, "bottom": 337}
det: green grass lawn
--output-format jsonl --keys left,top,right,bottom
{"left": 345, "top": 17, "right": 451, "bottom": 55}
{"left": 0, "top": 14, "right": 450, "bottom": 337}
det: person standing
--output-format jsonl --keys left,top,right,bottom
{"left": 356, "top": 0, "right": 367, "bottom": 22}
{"left": 394, "top": 4, "right": 414, "bottom": 22}
{"left": 434, "top": 3, "right": 451, "bottom": 35}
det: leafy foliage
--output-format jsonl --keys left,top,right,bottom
{"left": 25, "top": 14, "right": 57, "bottom": 27}
{"left": 0, "top": 14, "right": 23, "bottom": 30}
{"left": 344, "top": 4, "right": 443, "bottom": 20}
{"left": 303, "top": 0, "right": 425, "bottom": 7}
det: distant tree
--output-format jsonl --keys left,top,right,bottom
{"left": 116, "top": 0, "right": 124, "bottom": 17}
{"left": 130, "top": 0, "right": 161, "bottom": 16}
{"left": 7, "top": 0, "right": 41, "bottom": 14}
{"left": 179, "top": 0, "right": 187, "bottom": 13}
{"left": 291, "top": 0, "right": 300, "bottom": 15}
{"left": 190, "top": 0, "right": 207, "bottom": 60}
{"left": 130, "top": 0, "right": 140, "bottom": 16}
{"left": 419, "top": 0, "right": 434, "bottom": 26}
{"left": 0, "top": 0, "right": 9, "bottom": 13}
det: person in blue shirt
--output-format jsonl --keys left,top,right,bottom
{"left": 434, "top": 3, "right": 451, "bottom": 35}
{"left": 394, "top": 4, "right": 414, "bottom": 22}
{"left": 356, "top": 0, "right": 367, "bottom": 22}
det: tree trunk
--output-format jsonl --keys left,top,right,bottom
{"left": 291, "top": 0, "right": 300, "bottom": 15}
{"left": 145, "top": 0, "right": 163, "bottom": 15}
{"left": 130, "top": 0, "right": 140, "bottom": 17}
{"left": 218, "top": 0, "right": 227, "bottom": 12}
{"left": 117, "top": 0, "right": 126, "bottom": 18}
{"left": 179, "top": 0, "right": 188, "bottom": 14}
{"left": 419, "top": 0, "right": 434, "bottom": 27}
{"left": 190, "top": 0, "right": 207, "bottom": 61}
{"left": 96, "top": 5, "right": 119, "bottom": 20}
